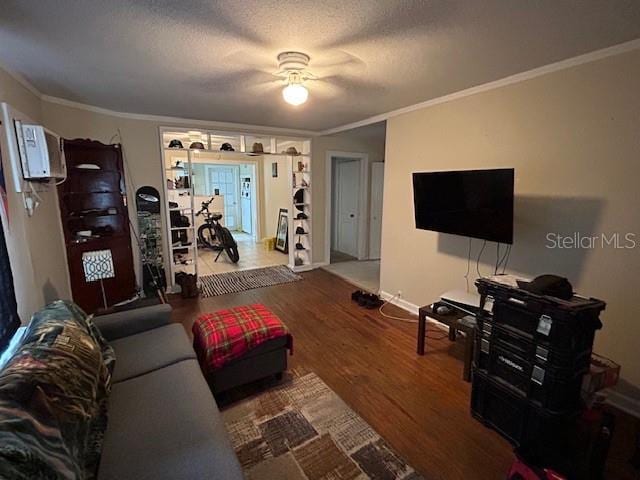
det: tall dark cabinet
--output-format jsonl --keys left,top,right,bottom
{"left": 58, "top": 139, "right": 136, "bottom": 313}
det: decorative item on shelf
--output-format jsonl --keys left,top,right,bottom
{"left": 300, "top": 177, "right": 309, "bottom": 187}
{"left": 272, "top": 162, "right": 278, "bottom": 178}
{"left": 294, "top": 255, "right": 303, "bottom": 266}
{"left": 81, "top": 249, "right": 115, "bottom": 309}
{"left": 298, "top": 161, "right": 306, "bottom": 172}
{"left": 167, "top": 178, "right": 174, "bottom": 190}
{"left": 286, "top": 146, "right": 299, "bottom": 156}
{"left": 295, "top": 212, "right": 308, "bottom": 220}
{"left": 294, "top": 189, "right": 305, "bottom": 211}
{"left": 189, "top": 141, "right": 205, "bottom": 150}
{"left": 174, "top": 176, "right": 190, "bottom": 189}
{"left": 275, "top": 208, "right": 289, "bottom": 253}
{"left": 251, "top": 142, "right": 264, "bottom": 154}
{"left": 220, "top": 142, "right": 235, "bottom": 152}
{"left": 170, "top": 161, "right": 185, "bottom": 171}
{"left": 295, "top": 226, "right": 306, "bottom": 234}
{"left": 168, "top": 139, "right": 183, "bottom": 149}
{"left": 295, "top": 242, "right": 305, "bottom": 250}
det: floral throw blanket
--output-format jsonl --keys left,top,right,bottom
{"left": 0, "top": 301, "right": 115, "bottom": 479}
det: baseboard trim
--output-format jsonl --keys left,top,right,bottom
{"left": 291, "top": 262, "right": 327, "bottom": 273}
{"left": 379, "top": 291, "right": 449, "bottom": 332}
{"left": 605, "top": 389, "right": 640, "bottom": 419}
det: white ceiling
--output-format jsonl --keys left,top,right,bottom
{"left": 1, "top": 1, "right": 639, "bottom": 132}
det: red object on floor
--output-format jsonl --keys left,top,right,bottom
{"left": 506, "top": 456, "right": 567, "bottom": 480}
{"left": 192, "top": 303, "right": 292, "bottom": 371}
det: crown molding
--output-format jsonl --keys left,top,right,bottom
{"left": 319, "top": 38, "right": 640, "bottom": 136}
{"left": 40, "top": 95, "right": 318, "bottom": 137}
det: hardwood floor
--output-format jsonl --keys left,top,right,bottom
{"left": 169, "top": 269, "right": 638, "bottom": 480}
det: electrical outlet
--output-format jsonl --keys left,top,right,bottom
{"left": 397, "top": 290, "right": 402, "bottom": 299}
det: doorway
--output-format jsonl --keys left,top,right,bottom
{"left": 332, "top": 158, "right": 360, "bottom": 261}
{"left": 204, "top": 165, "right": 241, "bottom": 231}
{"left": 324, "top": 151, "right": 383, "bottom": 293}
{"left": 192, "top": 156, "right": 289, "bottom": 277}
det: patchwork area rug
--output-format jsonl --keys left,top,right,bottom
{"left": 222, "top": 372, "right": 424, "bottom": 480}
{"left": 199, "top": 265, "right": 302, "bottom": 297}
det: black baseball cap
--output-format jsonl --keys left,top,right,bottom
{"left": 517, "top": 275, "right": 573, "bottom": 300}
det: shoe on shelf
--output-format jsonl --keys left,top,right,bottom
{"left": 295, "top": 227, "right": 306, "bottom": 234}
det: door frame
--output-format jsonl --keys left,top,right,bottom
{"left": 198, "top": 158, "right": 262, "bottom": 240}
{"left": 325, "top": 151, "right": 369, "bottom": 263}
{"left": 368, "top": 161, "right": 384, "bottom": 260}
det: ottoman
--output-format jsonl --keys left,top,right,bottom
{"left": 192, "top": 304, "right": 293, "bottom": 393}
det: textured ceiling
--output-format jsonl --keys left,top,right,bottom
{"left": 1, "top": 1, "right": 639, "bottom": 131}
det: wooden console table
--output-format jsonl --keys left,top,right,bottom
{"left": 417, "top": 304, "right": 476, "bottom": 382}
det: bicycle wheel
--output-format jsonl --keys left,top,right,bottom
{"left": 220, "top": 228, "right": 240, "bottom": 263}
{"left": 197, "top": 224, "right": 217, "bottom": 249}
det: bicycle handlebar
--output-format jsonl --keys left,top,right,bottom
{"left": 195, "top": 195, "right": 217, "bottom": 217}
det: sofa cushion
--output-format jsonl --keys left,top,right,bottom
{"left": 109, "top": 324, "right": 196, "bottom": 383}
{"left": 97, "top": 359, "right": 243, "bottom": 480}
{"left": 0, "top": 300, "right": 114, "bottom": 480}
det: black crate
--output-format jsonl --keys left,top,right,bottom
{"left": 476, "top": 317, "right": 592, "bottom": 371}
{"left": 476, "top": 279, "right": 605, "bottom": 352}
{"left": 475, "top": 335, "right": 586, "bottom": 412}
{"left": 471, "top": 369, "right": 577, "bottom": 448}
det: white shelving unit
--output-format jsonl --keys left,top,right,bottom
{"left": 159, "top": 128, "right": 312, "bottom": 290}
{"left": 289, "top": 150, "right": 313, "bottom": 272}
{"left": 161, "top": 143, "right": 198, "bottom": 291}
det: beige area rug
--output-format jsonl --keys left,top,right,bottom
{"left": 222, "top": 372, "right": 425, "bottom": 480}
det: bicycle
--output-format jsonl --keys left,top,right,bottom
{"left": 195, "top": 196, "right": 240, "bottom": 263}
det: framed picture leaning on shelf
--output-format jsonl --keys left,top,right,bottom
{"left": 275, "top": 208, "right": 288, "bottom": 253}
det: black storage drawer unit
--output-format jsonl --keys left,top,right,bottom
{"left": 475, "top": 334, "right": 586, "bottom": 412}
{"left": 476, "top": 315, "right": 592, "bottom": 370}
{"left": 471, "top": 369, "right": 576, "bottom": 448}
{"left": 476, "top": 279, "right": 605, "bottom": 352}
{"left": 492, "top": 301, "right": 599, "bottom": 352}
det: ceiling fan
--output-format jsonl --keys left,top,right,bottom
{"left": 212, "top": 48, "right": 373, "bottom": 107}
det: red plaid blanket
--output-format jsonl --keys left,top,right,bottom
{"left": 192, "top": 304, "right": 292, "bottom": 371}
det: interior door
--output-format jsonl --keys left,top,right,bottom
{"left": 369, "top": 162, "right": 384, "bottom": 259}
{"left": 206, "top": 165, "right": 240, "bottom": 230}
{"left": 335, "top": 160, "right": 360, "bottom": 257}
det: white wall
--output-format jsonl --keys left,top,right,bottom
{"left": 380, "top": 48, "right": 640, "bottom": 389}
{"left": 0, "top": 68, "right": 71, "bottom": 322}
{"left": 261, "top": 155, "right": 290, "bottom": 239}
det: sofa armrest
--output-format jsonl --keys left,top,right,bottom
{"left": 93, "top": 304, "right": 173, "bottom": 341}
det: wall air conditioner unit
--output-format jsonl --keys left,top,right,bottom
{"left": 14, "top": 120, "right": 66, "bottom": 180}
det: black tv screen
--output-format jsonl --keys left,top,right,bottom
{"left": 412, "top": 168, "right": 514, "bottom": 244}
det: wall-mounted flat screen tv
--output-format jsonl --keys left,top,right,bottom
{"left": 412, "top": 168, "right": 514, "bottom": 244}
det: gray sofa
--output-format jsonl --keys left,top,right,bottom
{"left": 93, "top": 304, "right": 244, "bottom": 480}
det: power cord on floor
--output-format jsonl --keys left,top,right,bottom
{"left": 378, "top": 294, "right": 449, "bottom": 340}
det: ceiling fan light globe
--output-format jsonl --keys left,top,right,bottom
{"left": 282, "top": 83, "right": 308, "bottom": 106}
